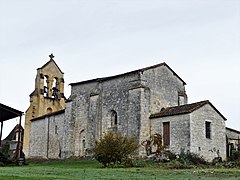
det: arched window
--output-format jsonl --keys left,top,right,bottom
{"left": 47, "top": 107, "right": 52, "bottom": 114}
{"left": 52, "top": 77, "right": 58, "bottom": 98}
{"left": 52, "top": 77, "right": 61, "bottom": 99}
{"left": 111, "top": 110, "right": 117, "bottom": 132}
{"left": 53, "top": 77, "right": 57, "bottom": 88}
{"left": 44, "top": 75, "right": 48, "bottom": 97}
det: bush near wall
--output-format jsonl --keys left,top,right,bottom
{"left": 93, "top": 132, "right": 139, "bottom": 167}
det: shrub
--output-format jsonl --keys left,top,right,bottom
{"left": 0, "top": 152, "right": 12, "bottom": 165}
{"left": 229, "top": 150, "right": 240, "bottom": 162}
{"left": 166, "top": 161, "right": 195, "bottom": 169}
{"left": 1, "top": 142, "right": 10, "bottom": 156}
{"left": 177, "top": 150, "right": 207, "bottom": 166}
{"left": 222, "top": 160, "right": 240, "bottom": 168}
{"left": 162, "top": 150, "right": 176, "bottom": 161}
{"left": 93, "top": 132, "right": 139, "bottom": 167}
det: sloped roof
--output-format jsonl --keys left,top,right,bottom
{"left": 2, "top": 124, "right": 24, "bottom": 141}
{"left": 150, "top": 100, "right": 227, "bottom": 120}
{"left": 70, "top": 62, "right": 186, "bottom": 86}
{"left": 226, "top": 127, "right": 240, "bottom": 134}
{"left": 0, "top": 103, "right": 23, "bottom": 122}
{"left": 38, "top": 59, "right": 64, "bottom": 74}
{"left": 31, "top": 109, "right": 65, "bottom": 122}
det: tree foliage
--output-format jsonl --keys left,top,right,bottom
{"left": 93, "top": 132, "right": 139, "bottom": 167}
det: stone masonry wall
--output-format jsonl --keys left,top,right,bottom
{"left": 68, "top": 64, "right": 187, "bottom": 157}
{"left": 190, "top": 104, "right": 226, "bottom": 161}
{"left": 62, "top": 101, "right": 74, "bottom": 158}
{"left": 138, "top": 65, "right": 187, "bottom": 155}
{"left": 69, "top": 73, "right": 141, "bottom": 156}
{"left": 29, "top": 117, "right": 48, "bottom": 158}
{"left": 141, "top": 65, "right": 187, "bottom": 114}
{"left": 226, "top": 128, "right": 240, "bottom": 150}
{"left": 48, "top": 112, "right": 65, "bottom": 159}
{"left": 150, "top": 114, "right": 191, "bottom": 154}
{"left": 29, "top": 112, "right": 65, "bottom": 159}
{"left": 226, "top": 128, "right": 240, "bottom": 140}
{"left": 69, "top": 82, "right": 98, "bottom": 157}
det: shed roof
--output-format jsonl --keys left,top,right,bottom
{"left": 70, "top": 62, "right": 186, "bottom": 86}
{"left": 31, "top": 109, "right": 65, "bottom": 122}
{"left": 0, "top": 103, "right": 23, "bottom": 122}
{"left": 150, "top": 100, "right": 227, "bottom": 120}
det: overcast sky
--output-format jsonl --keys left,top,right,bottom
{"left": 0, "top": 0, "right": 239, "bottom": 139}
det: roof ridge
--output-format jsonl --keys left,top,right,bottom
{"left": 150, "top": 100, "right": 210, "bottom": 119}
{"left": 70, "top": 62, "right": 186, "bottom": 86}
{"left": 31, "top": 109, "right": 65, "bottom": 122}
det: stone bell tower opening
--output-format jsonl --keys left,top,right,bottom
{"left": 23, "top": 54, "right": 66, "bottom": 157}
{"left": 44, "top": 75, "right": 48, "bottom": 97}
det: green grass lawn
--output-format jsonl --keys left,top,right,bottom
{"left": 0, "top": 159, "right": 239, "bottom": 180}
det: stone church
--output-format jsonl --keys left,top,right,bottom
{"left": 23, "top": 55, "right": 227, "bottom": 161}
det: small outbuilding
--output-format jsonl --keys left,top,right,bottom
{"left": 226, "top": 127, "right": 240, "bottom": 157}
{"left": 150, "top": 100, "right": 227, "bottom": 161}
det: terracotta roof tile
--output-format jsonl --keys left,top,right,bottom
{"left": 150, "top": 100, "right": 226, "bottom": 120}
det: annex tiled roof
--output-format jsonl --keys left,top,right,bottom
{"left": 70, "top": 62, "right": 186, "bottom": 86}
{"left": 150, "top": 100, "right": 227, "bottom": 120}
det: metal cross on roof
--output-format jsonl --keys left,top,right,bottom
{"left": 49, "top": 53, "right": 55, "bottom": 59}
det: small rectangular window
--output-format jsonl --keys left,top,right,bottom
{"left": 178, "top": 96, "right": 185, "bottom": 106}
{"left": 205, "top": 121, "right": 211, "bottom": 139}
{"left": 55, "top": 125, "right": 58, "bottom": 134}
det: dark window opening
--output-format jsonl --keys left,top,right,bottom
{"left": 55, "top": 125, "right": 58, "bottom": 134}
{"left": 82, "top": 140, "right": 86, "bottom": 155}
{"left": 52, "top": 77, "right": 59, "bottom": 99}
{"left": 178, "top": 95, "right": 185, "bottom": 106}
{"left": 47, "top": 107, "right": 52, "bottom": 114}
{"left": 205, "top": 121, "right": 211, "bottom": 139}
{"left": 111, "top": 110, "right": 117, "bottom": 132}
{"left": 44, "top": 75, "right": 48, "bottom": 97}
{"left": 163, "top": 122, "right": 170, "bottom": 146}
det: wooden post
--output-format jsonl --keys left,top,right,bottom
{"left": 15, "top": 115, "right": 22, "bottom": 162}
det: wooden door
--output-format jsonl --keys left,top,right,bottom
{"left": 163, "top": 122, "right": 170, "bottom": 146}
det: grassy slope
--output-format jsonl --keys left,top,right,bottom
{"left": 0, "top": 160, "right": 239, "bottom": 180}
